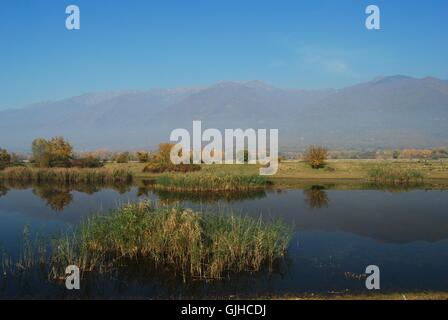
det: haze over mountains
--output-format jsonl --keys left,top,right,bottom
{"left": 1, "top": 75, "right": 447, "bottom": 152}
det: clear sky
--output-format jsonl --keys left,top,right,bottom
{"left": 0, "top": 0, "right": 447, "bottom": 109}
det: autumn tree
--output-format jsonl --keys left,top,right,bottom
{"left": 136, "top": 151, "right": 150, "bottom": 163}
{"left": 48, "top": 136, "right": 73, "bottom": 167}
{"left": 32, "top": 137, "right": 73, "bottom": 167}
{"left": 303, "top": 145, "right": 328, "bottom": 169}
{"left": 157, "top": 143, "right": 176, "bottom": 164}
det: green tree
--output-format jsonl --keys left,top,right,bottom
{"left": 0, "top": 148, "right": 11, "bottom": 170}
{"left": 32, "top": 138, "right": 51, "bottom": 168}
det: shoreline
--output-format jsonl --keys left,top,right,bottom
{"left": 260, "top": 291, "right": 448, "bottom": 300}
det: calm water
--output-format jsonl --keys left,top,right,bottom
{"left": 0, "top": 182, "right": 447, "bottom": 298}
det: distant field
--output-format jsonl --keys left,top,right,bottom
{"left": 106, "top": 159, "right": 448, "bottom": 182}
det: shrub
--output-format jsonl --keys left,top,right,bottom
{"left": 303, "top": 145, "right": 328, "bottom": 169}
{"left": 143, "top": 143, "right": 201, "bottom": 173}
{"left": 71, "top": 155, "right": 104, "bottom": 168}
{"left": 115, "top": 152, "right": 129, "bottom": 163}
{"left": 143, "top": 162, "right": 201, "bottom": 173}
{"left": 136, "top": 151, "right": 150, "bottom": 163}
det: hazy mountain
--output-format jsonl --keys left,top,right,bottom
{"left": 1, "top": 76, "right": 447, "bottom": 152}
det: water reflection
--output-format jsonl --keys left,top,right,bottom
{"left": 0, "top": 183, "right": 7, "bottom": 198}
{"left": 303, "top": 185, "right": 329, "bottom": 209}
{"left": 1, "top": 181, "right": 448, "bottom": 297}
{"left": 0, "top": 181, "right": 135, "bottom": 211}
{"left": 0, "top": 181, "right": 448, "bottom": 244}
{"left": 152, "top": 189, "right": 267, "bottom": 205}
{"left": 32, "top": 185, "right": 73, "bottom": 212}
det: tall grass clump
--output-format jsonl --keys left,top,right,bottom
{"left": 50, "top": 201, "right": 292, "bottom": 280}
{"left": 368, "top": 165, "right": 425, "bottom": 185}
{"left": 153, "top": 173, "right": 268, "bottom": 191}
{"left": 0, "top": 167, "right": 133, "bottom": 184}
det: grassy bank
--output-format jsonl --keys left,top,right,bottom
{"left": 3, "top": 159, "right": 447, "bottom": 187}
{"left": 153, "top": 173, "right": 268, "bottom": 191}
{"left": 0, "top": 167, "right": 133, "bottom": 184}
{"left": 49, "top": 201, "right": 292, "bottom": 280}
{"left": 106, "top": 159, "right": 448, "bottom": 182}
{"left": 367, "top": 165, "right": 425, "bottom": 185}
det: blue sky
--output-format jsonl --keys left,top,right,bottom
{"left": 0, "top": 0, "right": 447, "bottom": 109}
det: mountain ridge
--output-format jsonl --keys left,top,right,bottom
{"left": 1, "top": 75, "right": 447, "bottom": 152}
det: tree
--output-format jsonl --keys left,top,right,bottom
{"left": 303, "top": 145, "right": 328, "bottom": 169}
{"left": 0, "top": 148, "right": 11, "bottom": 170}
{"left": 32, "top": 138, "right": 51, "bottom": 168}
{"left": 136, "top": 151, "right": 150, "bottom": 163}
{"left": 32, "top": 137, "right": 73, "bottom": 167}
{"left": 143, "top": 143, "right": 200, "bottom": 173}
{"left": 48, "top": 136, "right": 73, "bottom": 167}
{"left": 115, "top": 152, "right": 129, "bottom": 163}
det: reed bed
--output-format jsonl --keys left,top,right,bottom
{"left": 50, "top": 201, "right": 292, "bottom": 280}
{"left": 0, "top": 167, "right": 133, "bottom": 184}
{"left": 368, "top": 165, "right": 425, "bottom": 185}
{"left": 153, "top": 173, "right": 268, "bottom": 191}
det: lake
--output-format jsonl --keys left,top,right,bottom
{"left": 0, "top": 181, "right": 447, "bottom": 298}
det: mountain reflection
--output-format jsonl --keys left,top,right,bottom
{"left": 1, "top": 182, "right": 448, "bottom": 244}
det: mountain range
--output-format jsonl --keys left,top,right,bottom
{"left": 1, "top": 75, "right": 447, "bottom": 152}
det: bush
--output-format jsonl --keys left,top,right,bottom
{"left": 143, "top": 143, "right": 201, "bottom": 173}
{"left": 115, "top": 152, "right": 129, "bottom": 163}
{"left": 143, "top": 162, "right": 201, "bottom": 173}
{"left": 136, "top": 151, "right": 150, "bottom": 163}
{"left": 71, "top": 155, "right": 104, "bottom": 168}
{"left": 303, "top": 145, "right": 328, "bottom": 169}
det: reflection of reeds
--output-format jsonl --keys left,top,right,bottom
{"left": 0, "top": 167, "right": 133, "bottom": 184}
{"left": 151, "top": 188, "right": 267, "bottom": 205}
{"left": 303, "top": 186, "right": 329, "bottom": 209}
{"left": 153, "top": 173, "right": 268, "bottom": 192}
{"left": 1, "top": 226, "right": 48, "bottom": 276}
